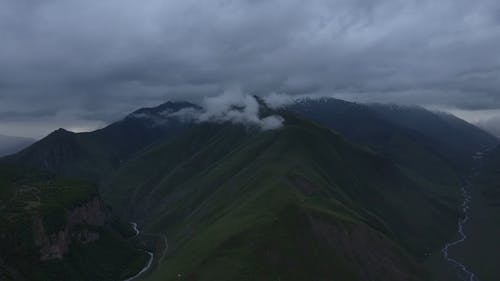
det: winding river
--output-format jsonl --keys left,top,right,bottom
{"left": 441, "top": 152, "right": 484, "bottom": 281}
{"left": 441, "top": 183, "right": 479, "bottom": 281}
{"left": 123, "top": 222, "right": 155, "bottom": 281}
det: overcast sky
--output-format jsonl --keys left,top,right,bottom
{"left": 1, "top": 0, "right": 500, "bottom": 138}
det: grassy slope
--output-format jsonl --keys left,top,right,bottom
{"left": 0, "top": 164, "right": 147, "bottom": 281}
{"left": 288, "top": 99, "right": 496, "bottom": 182}
{"left": 369, "top": 104, "right": 498, "bottom": 173}
{"left": 102, "top": 115, "right": 462, "bottom": 281}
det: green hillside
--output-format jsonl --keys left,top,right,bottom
{"left": 288, "top": 98, "right": 497, "bottom": 179}
{"left": 102, "top": 114, "right": 463, "bottom": 281}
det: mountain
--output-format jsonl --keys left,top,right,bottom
{"left": 3, "top": 97, "right": 496, "bottom": 280}
{"left": 476, "top": 147, "right": 500, "bottom": 206}
{"left": 101, "top": 112, "right": 463, "bottom": 281}
{"left": 2, "top": 101, "right": 199, "bottom": 181}
{"left": 0, "top": 134, "right": 34, "bottom": 157}
{"left": 287, "top": 98, "right": 498, "bottom": 177}
{"left": 0, "top": 164, "right": 147, "bottom": 281}
{"left": 369, "top": 103, "right": 498, "bottom": 171}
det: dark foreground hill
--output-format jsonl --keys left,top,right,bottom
{"left": 0, "top": 164, "right": 147, "bottom": 281}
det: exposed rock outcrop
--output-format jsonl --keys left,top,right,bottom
{"left": 33, "top": 196, "right": 110, "bottom": 261}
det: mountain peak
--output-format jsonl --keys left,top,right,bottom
{"left": 132, "top": 101, "right": 200, "bottom": 116}
{"left": 47, "top": 128, "right": 74, "bottom": 137}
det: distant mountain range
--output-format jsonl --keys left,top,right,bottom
{"left": 2, "top": 101, "right": 200, "bottom": 181}
{"left": 5, "top": 98, "right": 496, "bottom": 182}
{"left": 1, "top": 97, "right": 498, "bottom": 281}
{"left": 0, "top": 134, "right": 34, "bottom": 157}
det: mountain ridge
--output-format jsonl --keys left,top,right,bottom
{"left": 95, "top": 109, "right": 466, "bottom": 280}
{"left": 2, "top": 97, "right": 497, "bottom": 280}
{"left": 1, "top": 101, "right": 199, "bottom": 180}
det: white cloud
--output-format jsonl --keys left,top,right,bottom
{"left": 198, "top": 90, "right": 284, "bottom": 130}
{"left": 158, "top": 89, "right": 285, "bottom": 130}
{"left": 263, "top": 93, "right": 296, "bottom": 109}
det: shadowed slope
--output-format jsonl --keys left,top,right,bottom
{"left": 103, "top": 114, "right": 461, "bottom": 281}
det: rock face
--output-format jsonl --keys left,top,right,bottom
{"left": 33, "top": 196, "right": 110, "bottom": 261}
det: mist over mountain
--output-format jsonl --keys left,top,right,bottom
{"left": 0, "top": 134, "right": 34, "bottom": 157}
{"left": 476, "top": 116, "right": 500, "bottom": 138}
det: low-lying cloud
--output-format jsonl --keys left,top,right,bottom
{"left": 263, "top": 93, "right": 296, "bottom": 109}
{"left": 198, "top": 90, "right": 284, "bottom": 130}
{"left": 156, "top": 90, "right": 285, "bottom": 130}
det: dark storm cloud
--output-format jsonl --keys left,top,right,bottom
{"left": 1, "top": 0, "right": 500, "bottom": 137}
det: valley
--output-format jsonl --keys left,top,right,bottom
{"left": 125, "top": 222, "right": 169, "bottom": 281}
{"left": 444, "top": 148, "right": 500, "bottom": 281}
{"left": 1, "top": 97, "right": 499, "bottom": 281}
{"left": 440, "top": 180, "right": 478, "bottom": 281}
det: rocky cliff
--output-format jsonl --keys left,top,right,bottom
{"left": 33, "top": 196, "right": 110, "bottom": 261}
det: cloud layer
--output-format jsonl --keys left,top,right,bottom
{"left": 1, "top": 0, "right": 500, "bottom": 137}
{"left": 151, "top": 90, "right": 284, "bottom": 130}
{"left": 198, "top": 90, "right": 284, "bottom": 130}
